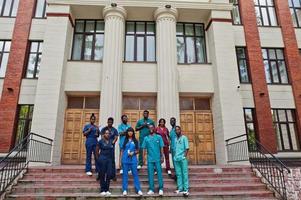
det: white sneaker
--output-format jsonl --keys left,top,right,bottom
{"left": 106, "top": 191, "right": 111, "bottom": 196}
{"left": 147, "top": 190, "right": 154, "bottom": 195}
{"left": 138, "top": 190, "right": 143, "bottom": 196}
{"left": 154, "top": 171, "right": 157, "bottom": 175}
{"left": 100, "top": 192, "right": 106, "bottom": 196}
{"left": 137, "top": 165, "right": 142, "bottom": 170}
{"left": 175, "top": 190, "right": 184, "bottom": 194}
{"left": 128, "top": 170, "right": 132, "bottom": 174}
{"left": 183, "top": 191, "right": 189, "bottom": 196}
{"left": 123, "top": 191, "right": 127, "bottom": 196}
{"left": 159, "top": 190, "right": 164, "bottom": 196}
{"left": 120, "top": 169, "right": 123, "bottom": 174}
{"left": 86, "top": 172, "right": 93, "bottom": 176}
{"left": 167, "top": 170, "right": 172, "bottom": 175}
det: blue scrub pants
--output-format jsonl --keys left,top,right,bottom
{"left": 122, "top": 163, "right": 141, "bottom": 192}
{"left": 147, "top": 161, "right": 163, "bottom": 191}
{"left": 85, "top": 140, "right": 98, "bottom": 173}
{"left": 98, "top": 156, "right": 113, "bottom": 192}
{"left": 174, "top": 158, "right": 189, "bottom": 192}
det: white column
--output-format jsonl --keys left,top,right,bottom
{"left": 100, "top": 5, "right": 126, "bottom": 166}
{"left": 30, "top": 5, "right": 73, "bottom": 165}
{"left": 155, "top": 7, "right": 180, "bottom": 127}
{"left": 207, "top": 11, "right": 246, "bottom": 164}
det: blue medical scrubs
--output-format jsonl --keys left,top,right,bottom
{"left": 170, "top": 126, "right": 177, "bottom": 167}
{"left": 83, "top": 124, "right": 99, "bottom": 173}
{"left": 118, "top": 123, "right": 131, "bottom": 149}
{"left": 97, "top": 139, "right": 114, "bottom": 192}
{"left": 121, "top": 140, "right": 141, "bottom": 193}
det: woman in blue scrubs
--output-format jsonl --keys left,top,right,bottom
{"left": 96, "top": 128, "right": 115, "bottom": 196}
{"left": 121, "top": 127, "right": 143, "bottom": 196}
{"left": 83, "top": 113, "right": 99, "bottom": 176}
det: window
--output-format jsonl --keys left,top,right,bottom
{"left": 71, "top": 20, "right": 104, "bottom": 61}
{"left": 236, "top": 47, "right": 250, "bottom": 83}
{"left": 272, "top": 109, "right": 300, "bottom": 151}
{"left": 243, "top": 108, "right": 257, "bottom": 146}
{"left": 177, "top": 23, "right": 207, "bottom": 64}
{"left": 289, "top": 0, "right": 301, "bottom": 27}
{"left": 230, "top": 0, "right": 242, "bottom": 25}
{"left": 254, "top": 0, "right": 278, "bottom": 26}
{"left": 262, "top": 48, "right": 289, "bottom": 84}
{"left": 34, "top": 0, "right": 46, "bottom": 18}
{"left": 26, "top": 41, "right": 43, "bottom": 78}
{"left": 125, "top": 21, "right": 156, "bottom": 62}
{"left": 0, "top": 0, "right": 19, "bottom": 17}
{"left": 15, "top": 105, "right": 34, "bottom": 146}
{"left": 0, "top": 41, "right": 11, "bottom": 78}
{"left": 67, "top": 96, "right": 100, "bottom": 109}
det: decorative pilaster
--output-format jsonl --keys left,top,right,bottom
{"left": 154, "top": 7, "right": 180, "bottom": 125}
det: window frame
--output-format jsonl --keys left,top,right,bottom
{"left": 124, "top": 21, "right": 156, "bottom": 62}
{"left": 262, "top": 48, "right": 290, "bottom": 85}
{"left": 34, "top": 0, "right": 47, "bottom": 19}
{"left": 176, "top": 22, "right": 207, "bottom": 64}
{"left": 243, "top": 108, "right": 258, "bottom": 143}
{"left": 0, "top": 40, "right": 11, "bottom": 78}
{"left": 231, "top": 0, "right": 242, "bottom": 25}
{"left": 236, "top": 46, "right": 251, "bottom": 83}
{"left": 254, "top": 0, "right": 278, "bottom": 27}
{"left": 71, "top": 19, "right": 105, "bottom": 61}
{"left": 25, "top": 41, "right": 43, "bottom": 79}
{"left": 272, "top": 108, "right": 300, "bottom": 152}
{"left": 0, "top": 0, "right": 19, "bottom": 17}
{"left": 289, "top": 0, "right": 301, "bottom": 28}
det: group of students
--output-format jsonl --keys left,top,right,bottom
{"left": 83, "top": 110, "right": 190, "bottom": 197}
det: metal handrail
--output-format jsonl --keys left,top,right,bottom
{"left": 0, "top": 132, "right": 53, "bottom": 195}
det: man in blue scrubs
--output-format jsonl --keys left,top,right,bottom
{"left": 141, "top": 124, "right": 164, "bottom": 196}
{"left": 169, "top": 117, "right": 177, "bottom": 180}
{"left": 118, "top": 115, "right": 131, "bottom": 174}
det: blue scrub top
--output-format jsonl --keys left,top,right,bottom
{"left": 101, "top": 126, "right": 119, "bottom": 142}
{"left": 121, "top": 139, "right": 138, "bottom": 164}
{"left": 83, "top": 124, "right": 98, "bottom": 143}
{"left": 118, "top": 123, "right": 131, "bottom": 147}
{"left": 141, "top": 134, "right": 164, "bottom": 163}
{"left": 170, "top": 127, "right": 177, "bottom": 152}
{"left": 98, "top": 139, "right": 114, "bottom": 160}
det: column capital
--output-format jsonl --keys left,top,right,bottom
{"left": 154, "top": 7, "right": 178, "bottom": 22}
{"left": 103, "top": 5, "right": 127, "bottom": 20}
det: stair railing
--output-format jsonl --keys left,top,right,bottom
{"left": 225, "top": 134, "right": 290, "bottom": 200}
{"left": 0, "top": 133, "right": 53, "bottom": 195}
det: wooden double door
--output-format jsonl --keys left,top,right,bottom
{"left": 61, "top": 109, "right": 99, "bottom": 164}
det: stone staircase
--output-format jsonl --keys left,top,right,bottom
{"left": 5, "top": 165, "right": 277, "bottom": 200}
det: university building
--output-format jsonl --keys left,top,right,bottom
{"left": 0, "top": 0, "right": 300, "bottom": 166}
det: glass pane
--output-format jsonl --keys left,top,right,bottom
{"left": 291, "top": 9, "right": 298, "bottom": 27}
{"left": 269, "top": 49, "right": 276, "bottom": 59}
{"left": 96, "top": 21, "right": 104, "bottom": 33}
{"left": 237, "top": 48, "right": 246, "bottom": 59}
{"left": 15, "top": 120, "right": 26, "bottom": 145}
{"left": 177, "top": 37, "right": 185, "bottom": 63}
{"left": 195, "top": 99, "right": 210, "bottom": 110}
{"left": 3, "top": 0, "right": 12, "bottom": 16}
{"left": 125, "top": 36, "right": 134, "bottom": 61}
{"left": 19, "top": 105, "right": 29, "bottom": 118}
{"left": 278, "top": 61, "right": 289, "bottom": 84}
{"left": 261, "top": 8, "right": 269, "bottom": 26}
{"left": 195, "top": 25, "right": 203, "bottom": 36}
{"left": 85, "top": 97, "right": 100, "bottom": 109}
{"left": 244, "top": 109, "right": 253, "bottom": 122}
{"left": 289, "top": 124, "right": 299, "bottom": 150}
{"left": 196, "top": 37, "right": 206, "bottom": 63}
{"left": 94, "top": 34, "right": 104, "bottom": 61}
{"left": 126, "top": 22, "right": 135, "bottom": 34}
{"left": 280, "top": 124, "right": 290, "bottom": 150}
{"left": 72, "top": 34, "right": 83, "bottom": 60}
{"left": 271, "top": 109, "right": 278, "bottom": 121}
{"left": 35, "top": 0, "right": 45, "bottom": 18}
{"left": 255, "top": 7, "right": 262, "bottom": 25}
{"left": 85, "top": 21, "right": 95, "bottom": 33}
{"left": 239, "top": 60, "right": 249, "bottom": 82}
{"left": 0, "top": 41, "right": 3, "bottom": 50}
{"left": 264, "top": 60, "right": 272, "bottom": 83}
{"left": 136, "top": 36, "right": 144, "bottom": 61}
{"left": 84, "top": 35, "right": 93, "bottom": 60}
{"left": 247, "top": 123, "right": 256, "bottom": 146}
{"left": 0, "top": 53, "right": 9, "bottom": 77}
{"left": 268, "top": 7, "right": 278, "bottom": 26}
{"left": 140, "top": 97, "right": 156, "bottom": 110}
{"left": 26, "top": 53, "right": 37, "bottom": 78}
{"left": 0, "top": 0, "right": 3, "bottom": 13}
{"left": 35, "top": 54, "right": 41, "bottom": 78}
{"left": 146, "top": 22, "right": 155, "bottom": 34}
{"left": 146, "top": 36, "right": 155, "bottom": 61}
{"left": 262, "top": 49, "right": 268, "bottom": 59}
{"left": 296, "top": 9, "right": 301, "bottom": 27}
{"left": 176, "top": 24, "right": 184, "bottom": 35}
{"left": 278, "top": 110, "right": 286, "bottom": 122}
{"left": 232, "top": 6, "right": 242, "bottom": 25}
{"left": 286, "top": 110, "right": 294, "bottom": 122}
{"left": 136, "top": 22, "right": 145, "bottom": 34}
{"left": 30, "top": 42, "right": 39, "bottom": 53}
{"left": 271, "top": 61, "right": 279, "bottom": 83}
{"left": 68, "top": 97, "right": 84, "bottom": 109}
{"left": 293, "top": 0, "right": 301, "bottom": 7}
{"left": 267, "top": 0, "right": 274, "bottom": 6}
{"left": 29, "top": 106, "right": 34, "bottom": 118}
{"left": 11, "top": 0, "right": 19, "bottom": 17}
{"left": 180, "top": 98, "right": 193, "bottom": 110}
{"left": 185, "top": 24, "right": 194, "bottom": 36}
{"left": 275, "top": 124, "right": 283, "bottom": 151}
{"left": 186, "top": 37, "right": 196, "bottom": 63}
{"left": 123, "top": 97, "right": 139, "bottom": 110}
{"left": 75, "top": 21, "right": 85, "bottom": 32}
{"left": 276, "top": 49, "right": 284, "bottom": 59}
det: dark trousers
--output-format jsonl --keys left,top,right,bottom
{"left": 85, "top": 141, "right": 98, "bottom": 173}
{"left": 98, "top": 157, "right": 113, "bottom": 192}
{"left": 163, "top": 146, "right": 171, "bottom": 171}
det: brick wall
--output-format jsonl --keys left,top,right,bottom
{"left": 239, "top": 0, "right": 277, "bottom": 152}
{"left": 285, "top": 168, "right": 301, "bottom": 200}
{"left": 0, "top": 0, "right": 36, "bottom": 152}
